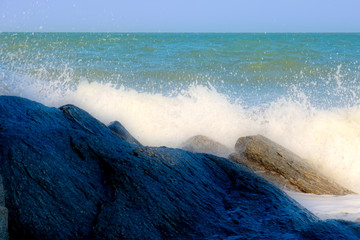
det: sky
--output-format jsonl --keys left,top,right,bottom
{"left": 0, "top": 0, "right": 359, "bottom": 32}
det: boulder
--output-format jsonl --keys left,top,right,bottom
{"left": 230, "top": 135, "right": 353, "bottom": 195}
{"left": 181, "top": 135, "right": 232, "bottom": 157}
{"left": 0, "top": 96, "right": 359, "bottom": 239}
{"left": 108, "top": 121, "right": 142, "bottom": 145}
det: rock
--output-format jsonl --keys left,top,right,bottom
{"left": 0, "top": 96, "right": 360, "bottom": 239}
{"left": 0, "top": 207, "right": 8, "bottom": 240}
{"left": 181, "top": 135, "right": 232, "bottom": 157}
{"left": 108, "top": 121, "right": 142, "bottom": 145}
{"left": 230, "top": 135, "right": 353, "bottom": 195}
{"left": 0, "top": 176, "right": 5, "bottom": 208}
{"left": 0, "top": 175, "right": 8, "bottom": 240}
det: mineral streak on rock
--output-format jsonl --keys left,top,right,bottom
{"left": 230, "top": 135, "right": 353, "bottom": 195}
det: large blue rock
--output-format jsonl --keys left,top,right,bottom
{"left": 0, "top": 96, "right": 359, "bottom": 239}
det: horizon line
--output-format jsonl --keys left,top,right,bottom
{"left": 1, "top": 31, "right": 360, "bottom": 34}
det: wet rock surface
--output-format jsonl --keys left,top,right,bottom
{"left": 0, "top": 96, "right": 359, "bottom": 240}
{"left": 230, "top": 135, "right": 353, "bottom": 195}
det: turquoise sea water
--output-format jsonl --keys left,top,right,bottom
{"left": 1, "top": 33, "right": 360, "bottom": 198}
{"left": 1, "top": 33, "right": 360, "bottom": 106}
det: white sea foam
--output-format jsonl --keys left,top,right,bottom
{"left": 287, "top": 191, "right": 360, "bottom": 222}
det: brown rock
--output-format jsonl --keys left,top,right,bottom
{"left": 181, "top": 135, "right": 232, "bottom": 157}
{"left": 229, "top": 135, "right": 353, "bottom": 195}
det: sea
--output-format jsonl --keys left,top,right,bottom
{"left": 1, "top": 32, "right": 360, "bottom": 222}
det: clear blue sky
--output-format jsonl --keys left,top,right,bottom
{"left": 1, "top": 0, "right": 359, "bottom": 32}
